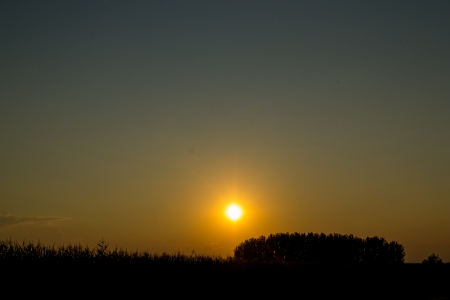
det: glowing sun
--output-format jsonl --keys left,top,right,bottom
{"left": 225, "top": 204, "right": 243, "bottom": 221}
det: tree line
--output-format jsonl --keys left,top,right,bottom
{"left": 234, "top": 232, "right": 405, "bottom": 264}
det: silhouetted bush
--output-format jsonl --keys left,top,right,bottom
{"left": 234, "top": 232, "right": 405, "bottom": 264}
{"left": 422, "top": 253, "right": 444, "bottom": 264}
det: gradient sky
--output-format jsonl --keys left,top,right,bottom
{"left": 1, "top": 1, "right": 449, "bottom": 262}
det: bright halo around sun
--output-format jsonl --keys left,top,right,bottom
{"left": 225, "top": 204, "right": 243, "bottom": 221}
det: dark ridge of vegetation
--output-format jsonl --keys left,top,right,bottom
{"left": 234, "top": 232, "right": 405, "bottom": 264}
{"left": 0, "top": 238, "right": 233, "bottom": 266}
{"left": 1, "top": 238, "right": 449, "bottom": 298}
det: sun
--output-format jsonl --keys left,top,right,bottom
{"left": 225, "top": 204, "right": 243, "bottom": 221}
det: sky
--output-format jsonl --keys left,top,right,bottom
{"left": 1, "top": 1, "right": 449, "bottom": 262}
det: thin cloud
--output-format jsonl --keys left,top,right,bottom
{"left": 0, "top": 212, "right": 66, "bottom": 227}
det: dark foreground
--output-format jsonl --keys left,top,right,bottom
{"left": 2, "top": 261, "right": 449, "bottom": 299}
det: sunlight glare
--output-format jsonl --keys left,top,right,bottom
{"left": 225, "top": 204, "right": 243, "bottom": 221}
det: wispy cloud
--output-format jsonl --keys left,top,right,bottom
{"left": 0, "top": 212, "right": 66, "bottom": 227}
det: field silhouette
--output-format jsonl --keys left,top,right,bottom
{"left": 1, "top": 233, "right": 449, "bottom": 298}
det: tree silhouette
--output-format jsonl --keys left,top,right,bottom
{"left": 422, "top": 253, "right": 443, "bottom": 264}
{"left": 234, "top": 232, "right": 405, "bottom": 264}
